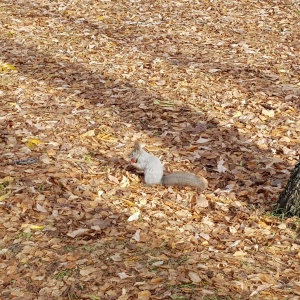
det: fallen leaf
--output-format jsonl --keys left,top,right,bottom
{"left": 261, "top": 108, "right": 274, "bottom": 118}
{"left": 118, "top": 272, "right": 132, "bottom": 279}
{"left": 217, "top": 158, "right": 228, "bottom": 173}
{"left": 108, "top": 174, "right": 120, "bottom": 184}
{"left": 197, "top": 194, "right": 209, "bottom": 208}
{"left": 80, "top": 267, "right": 97, "bottom": 276}
{"left": 36, "top": 203, "right": 47, "bottom": 213}
{"left": 80, "top": 129, "right": 95, "bottom": 137}
{"left": 128, "top": 211, "right": 140, "bottom": 222}
{"left": 123, "top": 199, "right": 136, "bottom": 207}
{"left": 67, "top": 228, "right": 89, "bottom": 238}
{"left": 188, "top": 271, "right": 201, "bottom": 283}
{"left": 21, "top": 224, "right": 45, "bottom": 231}
{"left": 0, "top": 190, "right": 11, "bottom": 201}
{"left": 196, "top": 137, "right": 210, "bottom": 144}
{"left": 137, "top": 290, "right": 151, "bottom": 300}
{"left": 152, "top": 260, "right": 164, "bottom": 267}
{"left": 26, "top": 138, "right": 43, "bottom": 149}
{"left": 199, "top": 233, "right": 210, "bottom": 241}
{"left": 208, "top": 68, "right": 220, "bottom": 73}
{"left": 250, "top": 284, "right": 271, "bottom": 297}
{"left": 153, "top": 99, "right": 174, "bottom": 107}
{"left": 110, "top": 253, "right": 122, "bottom": 262}
{"left": 132, "top": 229, "right": 140, "bottom": 241}
{"left": 278, "top": 223, "right": 286, "bottom": 229}
{"left": 233, "top": 251, "right": 247, "bottom": 257}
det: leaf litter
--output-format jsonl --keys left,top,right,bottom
{"left": 0, "top": 0, "right": 300, "bottom": 299}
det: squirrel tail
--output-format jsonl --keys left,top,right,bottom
{"left": 162, "top": 172, "right": 208, "bottom": 191}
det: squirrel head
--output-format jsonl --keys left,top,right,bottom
{"left": 129, "top": 141, "right": 144, "bottom": 163}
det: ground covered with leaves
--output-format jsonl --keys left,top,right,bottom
{"left": 1, "top": 0, "right": 300, "bottom": 299}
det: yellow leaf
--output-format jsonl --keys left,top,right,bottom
{"left": 30, "top": 225, "right": 45, "bottom": 231}
{"left": 123, "top": 199, "right": 136, "bottom": 207}
{"left": 258, "top": 221, "right": 269, "bottom": 228}
{"left": 26, "top": 138, "right": 42, "bottom": 149}
{"left": 20, "top": 257, "right": 30, "bottom": 263}
{"left": 97, "top": 16, "right": 106, "bottom": 20}
{"left": 233, "top": 111, "right": 242, "bottom": 118}
{"left": 0, "top": 190, "right": 11, "bottom": 201}
{"left": 0, "top": 62, "right": 17, "bottom": 72}
{"left": 21, "top": 224, "right": 45, "bottom": 231}
{"left": 179, "top": 80, "right": 188, "bottom": 86}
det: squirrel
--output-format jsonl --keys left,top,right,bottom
{"left": 129, "top": 142, "right": 208, "bottom": 191}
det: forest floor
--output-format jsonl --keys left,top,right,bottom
{"left": 1, "top": 0, "right": 300, "bottom": 299}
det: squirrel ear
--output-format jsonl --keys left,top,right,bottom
{"left": 134, "top": 141, "right": 144, "bottom": 150}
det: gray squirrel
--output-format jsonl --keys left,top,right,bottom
{"left": 129, "top": 142, "right": 208, "bottom": 191}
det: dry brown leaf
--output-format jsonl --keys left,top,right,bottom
{"left": 188, "top": 271, "right": 201, "bottom": 283}
{"left": 108, "top": 174, "right": 120, "bottom": 184}
{"left": 67, "top": 228, "right": 89, "bottom": 238}
{"left": 233, "top": 251, "right": 247, "bottom": 257}
{"left": 137, "top": 290, "right": 151, "bottom": 300}
{"left": 197, "top": 195, "right": 209, "bottom": 208}
{"left": 36, "top": 203, "right": 48, "bottom": 213}
{"left": 80, "top": 267, "right": 97, "bottom": 276}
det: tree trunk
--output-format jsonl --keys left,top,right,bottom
{"left": 276, "top": 160, "right": 300, "bottom": 217}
